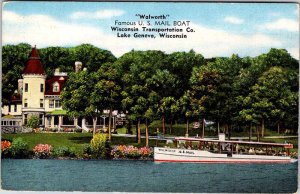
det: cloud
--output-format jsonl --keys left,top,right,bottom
{"left": 70, "top": 9, "right": 125, "bottom": 19}
{"left": 287, "top": 47, "right": 299, "bottom": 59}
{"left": 3, "top": 11, "right": 282, "bottom": 59}
{"left": 3, "top": 11, "right": 108, "bottom": 47}
{"left": 224, "top": 16, "right": 244, "bottom": 24}
{"left": 259, "top": 18, "right": 299, "bottom": 32}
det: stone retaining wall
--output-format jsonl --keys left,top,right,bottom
{"left": 1, "top": 126, "right": 33, "bottom": 133}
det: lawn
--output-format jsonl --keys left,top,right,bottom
{"left": 260, "top": 137, "right": 299, "bottom": 153}
{"left": 1, "top": 132, "right": 166, "bottom": 155}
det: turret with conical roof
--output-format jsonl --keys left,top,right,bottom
{"left": 23, "top": 46, "right": 45, "bottom": 75}
{"left": 22, "top": 46, "right": 46, "bottom": 126}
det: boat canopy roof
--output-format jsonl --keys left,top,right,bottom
{"left": 174, "top": 137, "right": 293, "bottom": 148}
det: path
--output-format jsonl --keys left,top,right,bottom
{"left": 112, "top": 134, "right": 298, "bottom": 140}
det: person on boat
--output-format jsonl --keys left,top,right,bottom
{"left": 249, "top": 148, "right": 255, "bottom": 154}
{"left": 236, "top": 144, "right": 239, "bottom": 153}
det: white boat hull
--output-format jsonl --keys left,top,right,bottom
{"left": 154, "top": 147, "right": 295, "bottom": 163}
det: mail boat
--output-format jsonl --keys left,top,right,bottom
{"left": 154, "top": 136, "right": 296, "bottom": 163}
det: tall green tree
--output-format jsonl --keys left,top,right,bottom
{"left": 60, "top": 70, "right": 95, "bottom": 129}
{"left": 118, "top": 50, "right": 166, "bottom": 143}
{"left": 2, "top": 43, "right": 32, "bottom": 105}
{"left": 39, "top": 46, "right": 75, "bottom": 75}
{"left": 72, "top": 44, "right": 116, "bottom": 72}
{"left": 90, "top": 62, "right": 122, "bottom": 140}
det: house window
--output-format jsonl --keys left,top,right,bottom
{"left": 55, "top": 100, "right": 61, "bottom": 108}
{"left": 25, "top": 83, "right": 28, "bottom": 92}
{"left": 8, "top": 104, "right": 11, "bottom": 112}
{"left": 40, "top": 84, "right": 44, "bottom": 92}
{"left": 39, "top": 114, "right": 43, "bottom": 125}
{"left": 40, "top": 99, "right": 44, "bottom": 108}
{"left": 24, "top": 114, "right": 28, "bottom": 125}
{"left": 53, "top": 82, "right": 59, "bottom": 92}
{"left": 24, "top": 99, "right": 28, "bottom": 108}
{"left": 14, "top": 104, "right": 17, "bottom": 112}
{"left": 49, "top": 99, "right": 54, "bottom": 108}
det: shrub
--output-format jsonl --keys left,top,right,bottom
{"left": 90, "top": 133, "right": 110, "bottom": 159}
{"left": 74, "top": 128, "right": 82, "bottom": 133}
{"left": 82, "top": 144, "right": 93, "bottom": 159}
{"left": 33, "top": 144, "right": 52, "bottom": 159}
{"left": 53, "top": 146, "right": 76, "bottom": 158}
{"left": 10, "top": 138, "right": 29, "bottom": 158}
{"left": 1, "top": 140, "right": 12, "bottom": 158}
{"left": 26, "top": 115, "right": 40, "bottom": 129}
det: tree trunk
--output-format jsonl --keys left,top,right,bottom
{"left": 277, "top": 122, "right": 280, "bottom": 134}
{"left": 137, "top": 118, "right": 141, "bottom": 144}
{"left": 217, "top": 121, "right": 220, "bottom": 134}
{"left": 261, "top": 119, "right": 265, "bottom": 137}
{"left": 256, "top": 125, "right": 260, "bottom": 142}
{"left": 145, "top": 119, "right": 149, "bottom": 147}
{"left": 127, "top": 120, "right": 132, "bottom": 134}
{"left": 92, "top": 117, "right": 97, "bottom": 136}
{"left": 228, "top": 124, "right": 231, "bottom": 140}
{"left": 108, "top": 108, "right": 112, "bottom": 141}
{"left": 162, "top": 114, "right": 166, "bottom": 134}
{"left": 185, "top": 118, "right": 189, "bottom": 137}
{"left": 249, "top": 123, "right": 252, "bottom": 141}
{"left": 225, "top": 124, "right": 228, "bottom": 139}
{"left": 135, "top": 121, "right": 139, "bottom": 142}
{"left": 169, "top": 115, "right": 173, "bottom": 134}
{"left": 202, "top": 118, "right": 205, "bottom": 138}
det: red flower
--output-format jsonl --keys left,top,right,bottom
{"left": 1, "top": 140, "right": 11, "bottom": 152}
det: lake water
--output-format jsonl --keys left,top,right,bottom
{"left": 1, "top": 159, "right": 298, "bottom": 193}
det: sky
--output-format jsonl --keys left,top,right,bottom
{"left": 2, "top": 2, "right": 299, "bottom": 59}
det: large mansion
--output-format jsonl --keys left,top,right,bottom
{"left": 1, "top": 47, "right": 122, "bottom": 132}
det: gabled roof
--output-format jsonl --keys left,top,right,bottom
{"left": 45, "top": 75, "right": 68, "bottom": 95}
{"left": 23, "top": 46, "right": 45, "bottom": 75}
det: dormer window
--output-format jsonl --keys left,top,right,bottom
{"left": 53, "top": 82, "right": 59, "bottom": 92}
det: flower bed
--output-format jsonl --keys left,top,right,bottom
{"left": 111, "top": 145, "right": 153, "bottom": 159}
{"left": 1, "top": 140, "right": 12, "bottom": 157}
{"left": 33, "top": 144, "right": 52, "bottom": 159}
{"left": 1, "top": 140, "right": 11, "bottom": 152}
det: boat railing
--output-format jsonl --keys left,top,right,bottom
{"left": 173, "top": 137, "right": 293, "bottom": 157}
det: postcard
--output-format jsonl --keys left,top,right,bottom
{"left": 1, "top": 1, "right": 299, "bottom": 193}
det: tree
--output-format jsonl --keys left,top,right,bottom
{"left": 39, "top": 46, "right": 75, "bottom": 75}
{"left": 72, "top": 44, "right": 116, "bottom": 72}
{"left": 90, "top": 62, "right": 122, "bottom": 140}
{"left": 247, "top": 67, "right": 297, "bottom": 137}
{"left": 190, "top": 64, "right": 222, "bottom": 137}
{"left": 179, "top": 90, "right": 195, "bottom": 136}
{"left": 148, "top": 69, "right": 179, "bottom": 134}
{"left": 2, "top": 43, "right": 32, "bottom": 105}
{"left": 61, "top": 70, "right": 95, "bottom": 130}
{"left": 118, "top": 50, "right": 166, "bottom": 144}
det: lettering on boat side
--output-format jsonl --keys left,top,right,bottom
{"left": 158, "top": 148, "right": 176, "bottom": 152}
{"left": 178, "top": 150, "right": 195, "bottom": 155}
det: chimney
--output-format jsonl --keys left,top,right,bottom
{"left": 75, "top": 61, "right": 82, "bottom": 73}
{"left": 18, "top": 79, "right": 23, "bottom": 94}
{"left": 54, "top": 68, "right": 60, "bottom": 75}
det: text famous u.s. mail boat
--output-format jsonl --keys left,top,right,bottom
{"left": 154, "top": 134, "right": 297, "bottom": 163}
